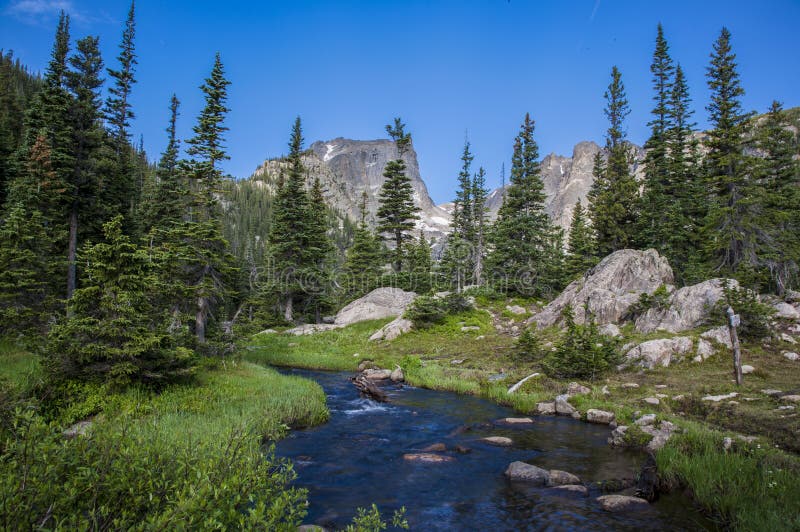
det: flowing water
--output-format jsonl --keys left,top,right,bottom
{"left": 276, "top": 369, "right": 713, "bottom": 531}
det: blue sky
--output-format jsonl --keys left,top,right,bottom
{"left": 2, "top": 0, "right": 799, "bottom": 204}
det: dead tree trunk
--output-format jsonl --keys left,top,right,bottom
{"left": 726, "top": 306, "right": 743, "bottom": 385}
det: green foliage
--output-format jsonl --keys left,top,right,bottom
{"left": 376, "top": 117, "right": 419, "bottom": 272}
{"left": 487, "top": 113, "right": 563, "bottom": 297}
{"left": 713, "top": 281, "right": 775, "bottom": 340}
{"left": 588, "top": 66, "right": 639, "bottom": 256}
{"left": 512, "top": 327, "right": 545, "bottom": 362}
{"left": 542, "top": 305, "right": 620, "bottom": 380}
{"left": 627, "top": 284, "right": 671, "bottom": 320}
{"left": 404, "top": 295, "right": 446, "bottom": 329}
{"left": 343, "top": 504, "right": 409, "bottom": 532}
{"left": 45, "top": 216, "right": 198, "bottom": 385}
{"left": 564, "top": 201, "right": 597, "bottom": 280}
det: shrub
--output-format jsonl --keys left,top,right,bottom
{"left": 713, "top": 281, "right": 775, "bottom": 340}
{"left": 542, "top": 305, "right": 620, "bottom": 380}
{"left": 404, "top": 296, "right": 447, "bottom": 329}
{"left": 443, "top": 292, "right": 473, "bottom": 313}
{"left": 512, "top": 327, "right": 546, "bottom": 362}
{"left": 626, "top": 283, "right": 671, "bottom": 320}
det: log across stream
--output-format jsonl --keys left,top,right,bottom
{"left": 275, "top": 368, "right": 715, "bottom": 531}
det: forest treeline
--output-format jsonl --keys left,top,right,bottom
{"left": 0, "top": 9, "right": 798, "bottom": 386}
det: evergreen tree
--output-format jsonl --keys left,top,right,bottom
{"left": 638, "top": 24, "right": 675, "bottom": 249}
{"left": 565, "top": 201, "right": 597, "bottom": 279}
{"left": 65, "top": 35, "right": 104, "bottom": 300}
{"left": 588, "top": 66, "right": 639, "bottom": 256}
{"left": 755, "top": 101, "right": 800, "bottom": 293}
{"left": 407, "top": 233, "right": 433, "bottom": 293}
{"left": 103, "top": 1, "right": 137, "bottom": 221}
{"left": 265, "top": 117, "right": 314, "bottom": 322}
{"left": 702, "top": 27, "right": 756, "bottom": 279}
{"left": 487, "top": 113, "right": 561, "bottom": 297}
{"left": 440, "top": 140, "right": 475, "bottom": 291}
{"left": 341, "top": 192, "right": 384, "bottom": 299}
{"left": 452, "top": 140, "right": 474, "bottom": 240}
{"left": 305, "top": 176, "right": 335, "bottom": 322}
{"left": 161, "top": 55, "right": 236, "bottom": 345}
{"left": 45, "top": 216, "right": 195, "bottom": 385}
{"left": 666, "top": 64, "right": 704, "bottom": 281}
{"left": 376, "top": 117, "right": 419, "bottom": 272}
{"left": 471, "top": 166, "right": 489, "bottom": 286}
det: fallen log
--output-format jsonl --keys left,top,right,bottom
{"left": 351, "top": 373, "right": 389, "bottom": 402}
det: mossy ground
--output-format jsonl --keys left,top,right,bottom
{"left": 246, "top": 297, "right": 800, "bottom": 531}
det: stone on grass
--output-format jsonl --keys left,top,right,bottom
{"left": 694, "top": 338, "right": 716, "bottom": 362}
{"left": 555, "top": 395, "right": 579, "bottom": 417}
{"left": 774, "top": 302, "right": 800, "bottom": 320}
{"left": 335, "top": 287, "right": 417, "bottom": 326}
{"left": 635, "top": 414, "right": 657, "bottom": 426}
{"left": 701, "top": 326, "right": 733, "bottom": 348}
{"left": 586, "top": 409, "right": 616, "bottom": 425}
{"left": 624, "top": 337, "right": 694, "bottom": 369}
{"left": 621, "top": 382, "right": 640, "bottom": 389}
{"left": 599, "top": 323, "right": 621, "bottom": 337}
{"left": 702, "top": 392, "right": 738, "bottom": 402}
{"left": 597, "top": 495, "right": 649, "bottom": 512}
{"left": 783, "top": 352, "right": 799, "bottom": 361}
{"left": 390, "top": 366, "right": 404, "bottom": 382}
{"left": 762, "top": 389, "right": 783, "bottom": 397}
{"left": 504, "top": 462, "right": 550, "bottom": 485}
{"left": 780, "top": 395, "right": 800, "bottom": 403}
{"left": 506, "top": 304, "right": 527, "bottom": 315}
{"left": 567, "top": 382, "right": 591, "bottom": 396}
{"left": 741, "top": 365, "right": 755, "bottom": 375}
{"left": 643, "top": 397, "right": 660, "bottom": 406}
{"left": 369, "top": 317, "right": 413, "bottom": 342}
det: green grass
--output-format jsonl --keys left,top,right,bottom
{"left": 0, "top": 338, "right": 40, "bottom": 390}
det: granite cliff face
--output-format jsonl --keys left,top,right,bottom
{"left": 251, "top": 138, "right": 452, "bottom": 245}
{"left": 250, "top": 137, "right": 645, "bottom": 241}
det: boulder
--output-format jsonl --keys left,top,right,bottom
{"left": 643, "top": 397, "right": 660, "bottom": 406}
{"left": 481, "top": 436, "right": 513, "bottom": 446}
{"left": 536, "top": 402, "right": 556, "bottom": 415}
{"left": 635, "top": 413, "right": 656, "bottom": 426}
{"left": 783, "top": 352, "right": 799, "bottom": 361}
{"left": 701, "top": 326, "right": 733, "bottom": 349}
{"left": 369, "top": 317, "right": 413, "bottom": 341}
{"left": 566, "top": 382, "right": 591, "bottom": 396}
{"left": 552, "top": 484, "right": 588, "bottom": 496}
{"left": 599, "top": 323, "right": 621, "bottom": 337}
{"left": 624, "top": 337, "right": 694, "bottom": 369}
{"left": 694, "top": 338, "right": 716, "bottom": 362}
{"left": 774, "top": 302, "right": 800, "bottom": 320}
{"left": 504, "top": 462, "right": 550, "bottom": 485}
{"left": 506, "top": 304, "right": 527, "bottom": 315}
{"left": 548, "top": 470, "right": 581, "bottom": 486}
{"left": 780, "top": 395, "right": 800, "bottom": 403}
{"left": 357, "top": 360, "right": 378, "bottom": 371}
{"left": 608, "top": 426, "right": 628, "bottom": 447}
{"left": 390, "top": 366, "right": 404, "bottom": 382}
{"left": 635, "top": 279, "right": 737, "bottom": 333}
{"left": 555, "top": 394, "right": 579, "bottom": 417}
{"left": 362, "top": 368, "right": 392, "bottom": 380}
{"left": 741, "top": 365, "right": 755, "bottom": 374}
{"left": 531, "top": 249, "right": 674, "bottom": 327}
{"left": 403, "top": 453, "right": 455, "bottom": 463}
{"left": 334, "top": 287, "right": 417, "bottom": 326}
{"left": 587, "top": 409, "right": 616, "bottom": 425}
{"left": 597, "top": 494, "right": 649, "bottom": 512}
{"left": 497, "top": 417, "right": 534, "bottom": 425}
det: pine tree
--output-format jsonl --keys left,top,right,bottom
{"left": 452, "top": 140, "right": 474, "bottom": 240}
{"left": 376, "top": 117, "right": 419, "bottom": 272}
{"left": 638, "top": 24, "right": 675, "bottom": 250}
{"left": 306, "top": 176, "right": 335, "bottom": 322}
{"left": 45, "top": 216, "right": 195, "bottom": 385}
{"left": 565, "top": 201, "right": 597, "bottom": 279}
{"left": 441, "top": 140, "right": 476, "bottom": 291}
{"left": 65, "top": 35, "right": 104, "bottom": 300}
{"left": 407, "top": 233, "right": 433, "bottom": 293}
{"left": 186, "top": 53, "right": 230, "bottom": 215}
{"left": 471, "top": 166, "right": 489, "bottom": 286}
{"left": 487, "top": 113, "right": 561, "bottom": 296}
{"left": 341, "top": 192, "right": 385, "bottom": 300}
{"left": 588, "top": 66, "right": 639, "bottom": 257}
{"left": 755, "top": 101, "right": 800, "bottom": 293}
{"left": 703, "top": 27, "right": 756, "bottom": 279}
{"left": 265, "top": 117, "right": 314, "bottom": 322}
{"left": 103, "top": 1, "right": 137, "bottom": 221}
{"left": 161, "top": 55, "right": 236, "bottom": 345}
{"left": 666, "top": 64, "right": 703, "bottom": 281}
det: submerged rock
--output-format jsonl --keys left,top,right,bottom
{"left": 496, "top": 417, "right": 534, "bottom": 425}
{"left": 547, "top": 469, "right": 581, "bottom": 486}
{"left": 552, "top": 484, "right": 588, "bottom": 496}
{"left": 597, "top": 494, "right": 649, "bottom": 512}
{"left": 420, "top": 443, "right": 446, "bottom": 452}
{"left": 403, "top": 453, "right": 455, "bottom": 463}
{"left": 481, "top": 436, "right": 513, "bottom": 446}
{"left": 536, "top": 402, "right": 556, "bottom": 415}
{"left": 504, "top": 462, "right": 550, "bottom": 485}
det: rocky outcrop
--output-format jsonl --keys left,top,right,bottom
{"left": 369, "top": 317, "right": 413, "bottom": 341}
{"left": 635, "top": 278, "right": 738, "bottom": 333}
{"left": 531, "top": 249, "right": 674, "bottom": 327}
{"left": 335, "top": 287, "right": 417, "bottom": 326}
{"left": 623, "top": 337, "right": 694, "bottom": 369}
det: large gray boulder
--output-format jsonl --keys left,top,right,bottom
{"left": 504, "top": 462, "right": 550, "bottom": 485}
{"left": 369, "top": 317, "right": 413, "bottom": 341}
{"left": 635, "top": 278, "right": 738, "bottom": 333}
{"left": 531, "top": 249, "right": 674, "bottom": 327}
{"left": 624, "top": 337, "right": 694, "bottom": 369}
{"left": 335, "top": 287, "right": 417, "bottom": 326}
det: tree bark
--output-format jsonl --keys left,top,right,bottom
{"left": 196, "top": 296, "right": 208, "bottom": 344}
{"left": 66, "top": 206, "right": 78, "bottom": 302}
{"left": 284, "top": 295, "right": 293, "bottom": 323}
{"left": 726, "top": 306, "right": 743, "bottom": 385}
